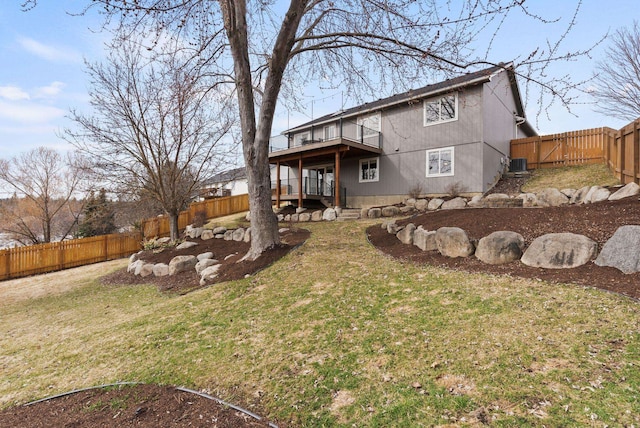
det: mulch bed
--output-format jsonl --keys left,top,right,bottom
{"left": 0, "top": 384, "right": 276, "bottom": 428}
{"left": 101, "top": 227, "right": 310, "bottom": 294}
{"left": 367, "top": 197, "right": 640, "bottom": 300}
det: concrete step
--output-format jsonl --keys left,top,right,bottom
{"left": 336, "top": 209, "right": 361, "bottom": 221}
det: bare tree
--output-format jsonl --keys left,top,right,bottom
{"left": 36, "top": 0, "right": 593, "bottom": 259}
{"left": 64, "top": 35, "right": 237, "bottom": 241}
{"left": 592, "top": 21, "right": 640, "bottom": 121}
{"left": 0, "top": 147, "right": 87, "bottom": 245}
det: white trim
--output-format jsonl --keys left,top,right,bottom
{"left": 426, "top": 147, "right": 455, "bottom": 177}
{"left": 359, "top": 157, "right": 380, "bottom": 183}
{"left": 423, "top": 93, "right": 458, "bottom": 127}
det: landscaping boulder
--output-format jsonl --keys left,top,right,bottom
{"left": 561, "top": 188, "right": 576, "bottom": 199}
{"left": 195, "top": 258, "right": 219, "bottom": 275}
{"left": 582, "top": 185, "right": 601, "bottom": 204}
{"left": 322, "top": 208, "right": 337, "bottom": 221}
{"left": 138, "top": 263, "right": 154, "bottom": 277}
{"left": 400, "top": 205, "right": 413, "bottom": 214}
{"left": 595, "top": 225, "right": 640, "bottom": 274}
{"left": 152, "top": 263, "right": 169, "bottom": 277}
{"left": 570, "top": 186, "right": 591, "bottom": 204}
{"left": 169, "top": 255, "right": 198, "bottom": 275}
{"left": 609, "top": 182, "right": 640, "bottom": 201}
{"left": 386, "top": 221, "right": 400, "bottom": 234}
{"left": 485, "top": 193, "right": 510, "bottom": 200}
{"left": 536, "top": 188, "right": 569, "bottom": 207}
{"left": 396, "top": 223, "right": 416, "bottom": 245}
{"left": 129, "top": 251, "right": 142, "bottom": 264}
{"left": 517, "top": 193, "right": 537, "bottom": 207}
{"left": 223, "top": 230, "right": 234, "bottom": 240}
{"left": 200, "top": 264, "right": 221, "bottom": 285}
{"left": 428, "top": 198, "right": 444, "bottom": 210}
{"left": 435, "top": 227, "right": 475, "bottom": 258}
{"left": 405, "top": 198, "right": 416, "bottom": 207}
{"left": 311, "top": 210, "right": 323, "bottom": 221}
{"left": 128, "top": 259, "right": 144, "bottom": 273}
{"left": 176, "top": 241, "right": 198, "bottom": 250}
{"left": 413, "top": 228, "right": 437, "bottom": 251}
{"left": 467, "top": 195, "right": 483, "bottom": 207}
{"left": 381, "top": 206, "right": 400, "bottom": 217}
{"left": 414, "top": 199, "right": 428, "bottom": 211}
{"left": 475, "top": 231, "right": 525, "bottom": 265}
{"left": 441, "top": 197, "right": 466, "bottom": 210}
{"left": 185, "top": 225, "right": 204, "bottom": 239}
{"left": 521, "top": 233, "right": 597, "bottom": 269}
{"left": 590, "top": 187, "right": 611, "bottom": 203}
{"left": 212, "top": 226, "right": 227, "bottom": 235}
{"left": 367, "top": 208, "right": 382, "bottom": 219}
{"left": 299, "top": 213, "right": 311, "bottom": 222}
{"left": 232, "top": 228, "right": 245, "bottom": 241}
{"left": 197, "top": 252, "right": 214, "bottom": 261}
{"left": 201, "top": 229, "right": 214, "bottom": 240}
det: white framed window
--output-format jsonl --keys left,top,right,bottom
{"left": 426, "top": 147, "right": 454, "bottom": 177}
{"left": 324, "top": 124, "right": 336, "bottom": 141}
{"left": 359, "top": 157, "right": 379, "bottom": 183}
{"left": 293, "top": 131, "right": 311, "bottom": 146}
{"left": 423, "top": 93, "right": 458, "bottom": 126}
{"left": 357, "top": 113, "right": 381, "bottom": 138}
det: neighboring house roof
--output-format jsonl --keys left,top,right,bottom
{"left": 205, "top": 166, "right": 247, "bottom": 185}
{"left": 285, "top": 63, "right": 537, "bottom": 137}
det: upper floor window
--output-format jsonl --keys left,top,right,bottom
{"left": 426, "top": 147, "right": 454, "bottom": 177}
{"left": 324, "top": 124, "right": 336, "bottom": 141}
{"left": 293, "top": 131, "right": 310, "bottom": 146}
{"left": 424, "top": 93, "right": 457, "bottom": 126}
{"left": 357, "top": 113, "right": 381, "bottom": 138}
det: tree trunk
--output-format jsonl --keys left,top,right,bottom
{"left": 169, "top": 213, "right": 180, "bottom": 242}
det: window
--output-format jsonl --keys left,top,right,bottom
{"left": 357, "top": 113, "right": 381, "bottom": 138}
{"left": 423, "top": 93, "right": 457, "bottom": 126}
{"left": 293, "top": 131, "right": 310, "bottom": 146}
{"left": 426, "top": 147, "right": 454, "bottom": 177}
{"left": 324, "top": 124, "right": 336, "bottom": 141}
{"left": 359, "top": 157, "right": 379, "bottom": 182}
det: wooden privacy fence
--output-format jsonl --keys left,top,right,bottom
{"left": 510, "top": 127, "right": 615, "bottom": 169}
{"left": 510, "top": 119, "right": 640, "bottom": 184}
{"left": 141, "top": 194, "right": 250, "bottom": 239}
{"left": 0, "top": 232, "right": 141, "bottom": 281}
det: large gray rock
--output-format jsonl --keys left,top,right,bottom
{"left": 428, "top": 198, "right": 445, "bottom": 210}
{"left": 232, "top": 228, "right": 245, "bottom": 241}
{"left": 441, "top": 197, "right": 467, "bottom": 210}
{"left": 367, "top": 208, "right": 382, "bottom": 219}
{"left": 138, "top": 263, "right": 154, "bottom": 277}
{"left": 582, "top": 186, "right": 601, "bottom": 204}
{"left": 311, "top": 210, "right": 323, "bottom": 221}
{"left": 381, "top": 206, "right": 400, "bottom": 217}
{"left": 521, "top": 233, "right": 597, "bottom": 269}
{"left": 200, "top": 264, "right": 222, "bottom": 285}
{"left": 195, "top": 258, "right": 219, "bottom": 275}
{"left": 609, "top": 182, "right": 640, "bottom": 201}
{"left": 561, "top": 188, "right": 576, "bottom": 199}
{"left": 299, "top": 213, "right": 311, "bottom": 222}
{"left": 176, "top": 241, "right": 198, "bottom": 250}
{"left": 152, "top": 263, "right": 169, "bottom": 277}
{"left": 590, "top": 187, "right": 611, "bottom": 203}
{"left": 201, "top": 229, "right": 214, "bottom": 240}
{"left": 212, "top": 226, "right": 227, "bottom": 235}
{"left": 475, "top": 231, "right": 525, "bottom": 265}
{"left": 223, "top": 230, "right": 234, "bottom": 240}
{"left": 570, "top": 186, "right": 591, "bottom": 204}
{"left": 595, "top": 225, "right": 640, "bottom": 273}
{"left": 517, "top": 193, "right": 537, "bottom": 207}
{"left": 435, "top": 227, "right": 475, "bottom": 258}
{"left": 322, "top": 208, "right": 337, "bottom": 221}
{"left": 396, "top": 223, "right": 416, "bottom": 245}
{"left": 405, "top": 198, "right": 416, "bottom": 207}
{"left": 467, "top": 195, "right": 483, "bottom": 207}
{"left": 485, "top": 193, "right": 510, "bottom": 200}
{"left": 413, "top": 228, "right": 437, "bottom": 251}
{"left": 536, "top": 188, "right": 569, "bottom": 207}
{"left": 197, "top": 252, "right": 214, "bottom": 261}
{"left": 128, "top": 259, "right": 144, "bottom": 273}
{"left": 414, "top": 199, "right": 428, "bottom": 211}
{"left": 129, "top": 251, "right": 142, "bottom": 264}
{"left": 169, "top": 255, "right": 198, "bottom": 275}
{"left": 185, "top": 225, "right": 204, "bottom": 238}
{"left": 387, "top": 221, "right": 402, "bottom": 234}
{"left": 290, "top": 213, "right": 299, "bottom": 222}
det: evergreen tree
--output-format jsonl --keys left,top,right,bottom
{"left": 77, "top": 189, "right": 116, "bottom": 237}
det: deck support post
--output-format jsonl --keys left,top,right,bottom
{"left": 334, "top": 150, "right": 341, "bottom": 208}
{"left": 298, "top": 156, "right": 303, "bottom": 208}
{"left": 276, "top": 161, "right": 281, "bottom": 208}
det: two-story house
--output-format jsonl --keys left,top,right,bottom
{"left": 269, "top": 63, "right": 537, "bottom": 208}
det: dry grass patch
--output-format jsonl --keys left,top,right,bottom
{"left": 521, "top": 163, "right": 620, "bottom": 192}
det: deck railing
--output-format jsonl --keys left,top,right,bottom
{"left": 270, "top": 119, "right": 381, "bottom": 152}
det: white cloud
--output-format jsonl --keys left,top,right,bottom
{"left": 17, "top": 36, "right": 82, "bottom": 63}
{"left": 34, "top": 81, "right": 66, "bottom": 99}
{"left": 0, "top": 86, "right": 30, "bottom": 101}
{"left": 0, "top": 100, "right": 65, "bottom": 123}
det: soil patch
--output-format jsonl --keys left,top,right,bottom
{"left": 101, "top": 228, "right": 310, "bottom": 294}
{"left": 0, "top": 384, "right": 276, "bottom": 428}
{"left": 367, "top": 197, "right": 640, "bottom": 300}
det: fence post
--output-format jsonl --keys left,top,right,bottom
{"left": 634, "top": 120, "right": 640, "bottom": 184}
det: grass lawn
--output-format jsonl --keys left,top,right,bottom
{"left": 1, "top": 220, "right": 639, "bottom": 426}
{"left": 522, "top": 164, "right": 621, "bottom": 193}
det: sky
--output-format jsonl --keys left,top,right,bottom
{"left": 0, "top": 1, "right": 637, "bottom": 162}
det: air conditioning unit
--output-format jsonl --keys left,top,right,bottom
{"left": 510, "top": 158, "right": 527, "bottom": 172}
